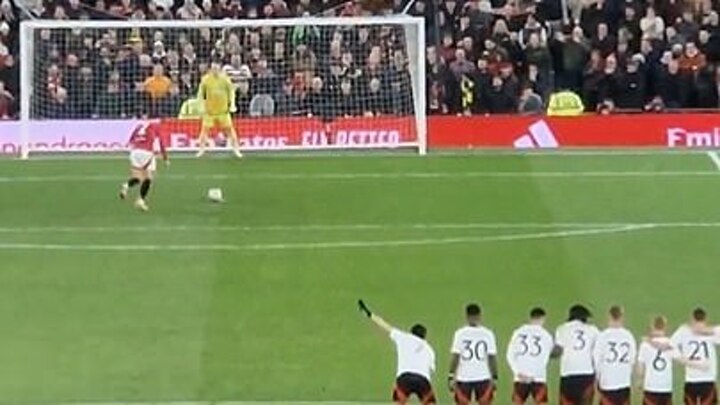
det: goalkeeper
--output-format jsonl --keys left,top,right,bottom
{"left": 196, "top": 59, "right": 242, "bottom": 158}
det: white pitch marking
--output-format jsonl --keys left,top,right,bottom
{"left": 0, "top": 222, "right": 636, "bottom": 233}
{"left": 0, "top": 225, "right": 655, "bottom": 252}
{"left": 0, "top": 171, "right": 718, "bottom": 183}
{"left": 0, "top": 222, "right": 717, "bottom": 234}
{"left": 708, "top": 151, "right": 720, "bottom": 171}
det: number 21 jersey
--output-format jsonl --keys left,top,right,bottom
{"left": 451, "top": 325, "right": 498, "bottom": 382}
{"left": 670, "top": 325, "right": 720, "bottom": 383}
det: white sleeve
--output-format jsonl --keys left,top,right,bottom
{"left": 506, "top": 330, "right": 519, "bottom": 374}
{"left": 390, "top": 328, "right": 402, "bottom": 343}
{"left": 714, "top": 326, "right": 720, "bottom": 345}
{"left": 669, "top": 328, "right": 682, "bottom": 351}
{"left": 430, "top": 347, "right": 436, "bottom": 373}
{"left": 450, "top": 331, "right": 461, "bottom": 355}
{"left": 488, "top": 331, "right": 498, "bottom": 356}
{"left": 592, "top": 334, "right": 603, "bottom": 370}
{"left": 629, "top": 334, "right": 638, "bottom": 366}
{"left": 554, "top": 326, "right": 565, "bottom": 348}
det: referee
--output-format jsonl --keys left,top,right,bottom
{"left": 359, "top": 300, "right": 437, "bottom": 405}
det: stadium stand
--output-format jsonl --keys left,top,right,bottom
{"left": 3, "top": 0, "right": 720, "bottom": 120}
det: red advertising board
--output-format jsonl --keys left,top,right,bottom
{"left": 4, "top": 114, "right": 720, "bottom": 154}
{"left": 158, "top": 116, "right": 417, "bottom": 149}
{"left": 428, "top": 114, "right": 720, "bottom": 148}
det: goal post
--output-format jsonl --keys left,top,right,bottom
{"left": 18, "top": 16, "right": 426, "bottom": 158}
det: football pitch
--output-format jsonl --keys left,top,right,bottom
{"left": 1, "top": 151, "right": 720, "bottom": 404}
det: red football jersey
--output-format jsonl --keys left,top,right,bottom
{"left": 129, "top": 122, "right": 167, "bottom": 160}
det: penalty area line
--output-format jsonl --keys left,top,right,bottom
{"left": 0, "top": 225, "right": 656, "bottom": 252}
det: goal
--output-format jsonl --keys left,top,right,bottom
{"left": 18, "top": 16, "right": 426, "bottom": 158}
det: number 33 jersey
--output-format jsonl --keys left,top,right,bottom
{"left": 671, "top": 325, "right": 720, "bottom": 383}
{"left": 451, "top": 325, "right": 498, "bottom": 382}
{"left": 506, "top": 324, "right": 554, "bottom": 382}
{"left": 555, "top": 320, "right": 600, "bottom": 377}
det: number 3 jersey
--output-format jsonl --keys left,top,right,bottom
{"left": 506, "top": 324, "right": 554, "bottom": 383}
{"left": 555, "top": 320, "right": 600, "bottom": 377}
{"left": 592, "top": 327, "right": 637, "bottom": 390}
{"left": 637, "top": 337, "right": 676, "bottom": 393}
{"left": 670, "top": 325, "right": 720, "bottom": 383}
{"left": 451, "top": 325, "right": 498, "bottom": 382}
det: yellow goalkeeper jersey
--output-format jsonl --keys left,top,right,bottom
{"left": 197, "top": 72, "right": 236, "bottom": 115}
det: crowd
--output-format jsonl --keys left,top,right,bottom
{"left": 2, "top": 0, "right": 720, "bottom": 120}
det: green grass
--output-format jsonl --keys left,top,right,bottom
{"left": 0, "top": 152, "right": 719, "bottom": 403}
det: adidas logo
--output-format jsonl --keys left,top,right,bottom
{"left": 513, "top": 120, "right": 559, "bottom": 149}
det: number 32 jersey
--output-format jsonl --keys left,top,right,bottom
{"left": 592, "top": 327, "right": 637, "bottom": 390}
{"left": 506, "top": 324, "right": 554, "bottom": 383}
{"left": 555, "top": 320, "right": 600, "bottom": 377}
{"left": 451, "top": 325, "right": 498, "bottom": 382}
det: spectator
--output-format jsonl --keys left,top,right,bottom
{"left": 307, "top": 76, "right": 332, "bottom": 119}
{"left": 582, "top": 49, "right": 605, "bottom": 110}
{"left": 0, "top": 79, "right": 13, "bottom": 118}
{"left": 519, "top": 14, "right": 548, "bottom": 48}
{"left": 144, "top": 63, "right": 172, "bottom": 101}
{"left": 524, "top": 32, "right": 552, "bottom": 78}
{"left": 640, "top": 7, "right": 665, "bottom": 40}
{"left": 658, "top": 58, "right": 687, "bottom": 108}
{"left": 592, "top": 23, "right": 617, "bottom": 57}
{"left": 449, "top": 48, "right": 475, "bottom": 77}
{"left": 338, "top": 79, "right": 358, "bottom": 117}
{"left": 486, "top": 75, "right": 516, "bottom": 113}
{"left": 363, "top": 77, "right": 385, "bottom": 116}
{"left": 676, "top": 10, "right": 700, "bottom": 42}
{"left": 518, "top": 83, "right": 544, "bottom": 114}
{"left": 274, "top": 78, "right": 301, "bottom": 116}
{"left": 679, "top": 42, "right": 707, "bottom": 73}
{"left": 615, "top": 56, "right": 646, "bottom": 109}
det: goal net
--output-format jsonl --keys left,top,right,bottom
{"left": 18, "top": 16, "right": 426, "bottom": 158}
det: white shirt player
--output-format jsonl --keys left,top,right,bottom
{"left": 592, "top": 326, "right": 637, "bottom": 391}
{"left": 390, "top": 328, "right": 436, "bottom": 381}
{"left": 637, "top": 337, "right": 677, "bottom": 393}
{"left": 555, "top": 320, "right": 600, "bottom": 377}
{"left": 451, "top": 325, "right": 498, "bottom": 382}
{"left": 506, "top": 323, "right": 554, "bottom": 383}
{"left": 670, "top": 325, "right": 720, "bottom": 383}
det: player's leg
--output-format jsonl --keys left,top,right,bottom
{"left": 219, "top": 114, "right": 242, "bottom": 158}
{"left": 580, "top": 376, "right": 595, "bottom": 405}
{"left": 453, "top": 382, "right": 472, "bottom": 405}
{"left": 532, "top": 383, "right": 549, "bottom": 405}
{"left": 478, "top": 380, "right": 495, "bottom": 405}
{"left": 700, "top": 383, "right": 717, "bottom": 405}
{"left": 643, "top": 391, "right": 672, "bottom": 405}
{"left": 134, "top": 156, "right": 155, "bottom": 212}
{"left": 513, "top": 382, "right": 531, "bottom": 405}
{"left": 196, "top": 116, "right": 215, "bottom": 157}
{"left": 122, "top": 150, "right": 145, "bottom": 199}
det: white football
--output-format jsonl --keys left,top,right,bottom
{"left": 207, "top": 188, "right": 224, "bottom": 203}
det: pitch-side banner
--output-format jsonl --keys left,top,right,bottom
{"left": 429, "top": 114, "right": 720, "bottom": 148}
{"left": 3, "top": 114, "right": 720, "bottom": 153}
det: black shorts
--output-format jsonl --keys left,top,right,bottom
{"left": 454, "top": 379, "right": 494, "bottom": 404}
{"left": 513, "top": 382, "right": 548, "bottom": 404}
{"left": 598, "top": 387, "right": 630, "bottom": 405}
{"left": 684, "top": 382, "right": 718, "bottom": 404}
{"left": 643, "top": 391, "right": 671, "bottom": 405}
{"left": 559, "top": 374, "right": 595, "bottom": 405}
{"left": 393, "top": 373, "right": 436, "bottom": 404}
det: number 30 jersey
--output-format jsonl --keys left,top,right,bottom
{"left": 670, "top": 325, "right": 720, "bottom": 383}
{"left": 637, "top": 337, "right": 676, "bottom": 393}
{"left": 506, "top": 324, "right": 554, "bottom": 382}
{"left": 555, "top": 320, "right": 600, "bottom": 377}
{"left": 451, "top": 325, "right": 498, "bottom": 382}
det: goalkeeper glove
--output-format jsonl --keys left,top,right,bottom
{"left": 229, "top": 104, "right": 237, "bottom": 113}
{"left": 358, "top": 299, "right": 372, "bottom": 318}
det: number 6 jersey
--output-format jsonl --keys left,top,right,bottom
{"left": 451, "top": 325, "right": 498, "bottom": 382}
{"left": 637, "top": 337, "right": 676, "bottom": 393}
